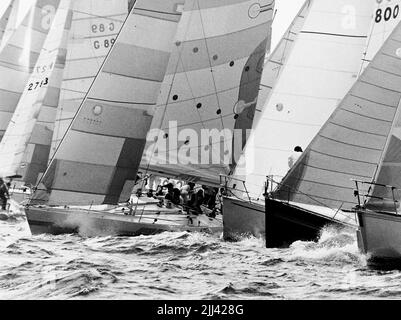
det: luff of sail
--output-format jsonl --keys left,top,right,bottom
{"left": 274, "top": 17, "right": 401, "bottom": 211}
{"left": 140, "top": 0, "right": 275, "bottom": 187}
{"left": 50, "top": 0, "right": 128, "bottom": 158}
{"left": 0, "top": 0, "right": 72, "bottom": 183}
{"left": 230, "top": 0, "right": 375, "bottom": 200}
{"left": 0, "top": 0, "right": 61, "bottom": 142}
{"left": 31, "top": 0, "right": 182, "bottom": 206}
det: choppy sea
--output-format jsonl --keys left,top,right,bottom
{"left": 1, "top": 211, "right": 401, "bottom": 300}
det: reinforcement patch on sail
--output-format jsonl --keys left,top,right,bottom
{"left": 50, "top": 0, "right": 128, "bottom": 159}
{"left": 0, "top": 0, "right": 72, "bottom": 184}
{"left": 230, "top": 0, "right": 375, "bottom": 200}
{"left": 274, "top": 19, "right": 401, "bottom": 211}
{"left": 0, "top": 0, "right": 61, "bottom": 142}
{"left": 141, "top": 0, "right": 275, "bottom": 186}
{"left": 31, "top": 0, "right": 182, "bottom": 206}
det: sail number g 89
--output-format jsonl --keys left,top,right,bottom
{"left": 93, "top": 38, "right": 115, "bottom": 49}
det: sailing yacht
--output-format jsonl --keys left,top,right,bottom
{"left": 24, "top": 0, "right": 275, "bottom": 237}
{"left": 222, "top": 0, "right": 376, "bottom": 242}
{"left": 262, "top": 0, "right": 401, "bottom": 247}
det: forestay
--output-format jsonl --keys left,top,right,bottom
{"left": 31, "top": 0, "right": 182, "bottom": 206}
{"left": 50, "top": 0, "right": 128, "bottom": 158}
{"left": 0, "top": 0, "right": 72, "bottom": 184}
{"left": 0, "top": 0, "right": 61, "bottom": 142}
{"left": 274, "top": 19, "right": 401, "bottom": 211}
{"left": 141, "top": 0, "right": 275, "bottom": 187}
{"left": 229, "top": 0, "right": 375, "bottom": 200}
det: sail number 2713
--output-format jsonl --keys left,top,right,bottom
{"left": 375, "top": 4, "right": 399, "bottom": 23}
{"left": 28, "top": 78, "right": 49, "bottom": 91}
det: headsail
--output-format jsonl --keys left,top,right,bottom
{"left": 251, "top": 0, "right": 312, "bottom": 129}
{"left": 0, "top": 0, "right": 61, "bottom": 142}
{"left": 0, "top": 0, "right": 72, "bottom": 184}
{"left": 229, "top": 0, "right": 375, "bottom": 200}
{"left": 140, "top": 0, "right": 275, "bottom": 186}
{"left": 0, "top": 0, "right": 35, "bottom": 52}
{"left": 31, "top": 0, "right": 182, "bottom": 206}
{"left": 0, "top": 0, "right": 14, "bottom": 48}
{"left": 50, "top": 0, "right": 128, "bottom": 158}
{"left": 274, "top": 18, "right": 401, "bottom": 211}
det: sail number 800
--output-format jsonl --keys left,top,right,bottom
{"left": 375, "top": 5, "right": 399, "bottom": 23}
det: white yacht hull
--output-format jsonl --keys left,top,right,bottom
{"left": 357, "top": 210, "right": 401, "bottom": 260}
{"left": 26, "top": 205, "right": 223, "bottom": 237}
{"left": 222, "top": 197, "right": 265, "bottom": 240}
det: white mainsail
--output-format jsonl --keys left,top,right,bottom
{"left": 274, "top": 12, "right": 401, "bottom": 211}
{"left": 31, "top": 0, "right": 183, "bottom": 206}
{"left": 0, "top": 0, "right": 14, "bottom": 48}
{"left": 140, "top": 0, "right": 275, "bottom": 186}
{"left": 0, "top": 0, "right": 72, "bottom": 183}
{"left": 0, "top": 0, "right": 61, "bottom": 142}
{"left": 229, "top": 0, "right": 375, "bottom": 200}
{"left": 50, "top": 0, "right": 128, "bottom": 158}
{"left": 0, "top": 0, "right": 35, "bottom": 52}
